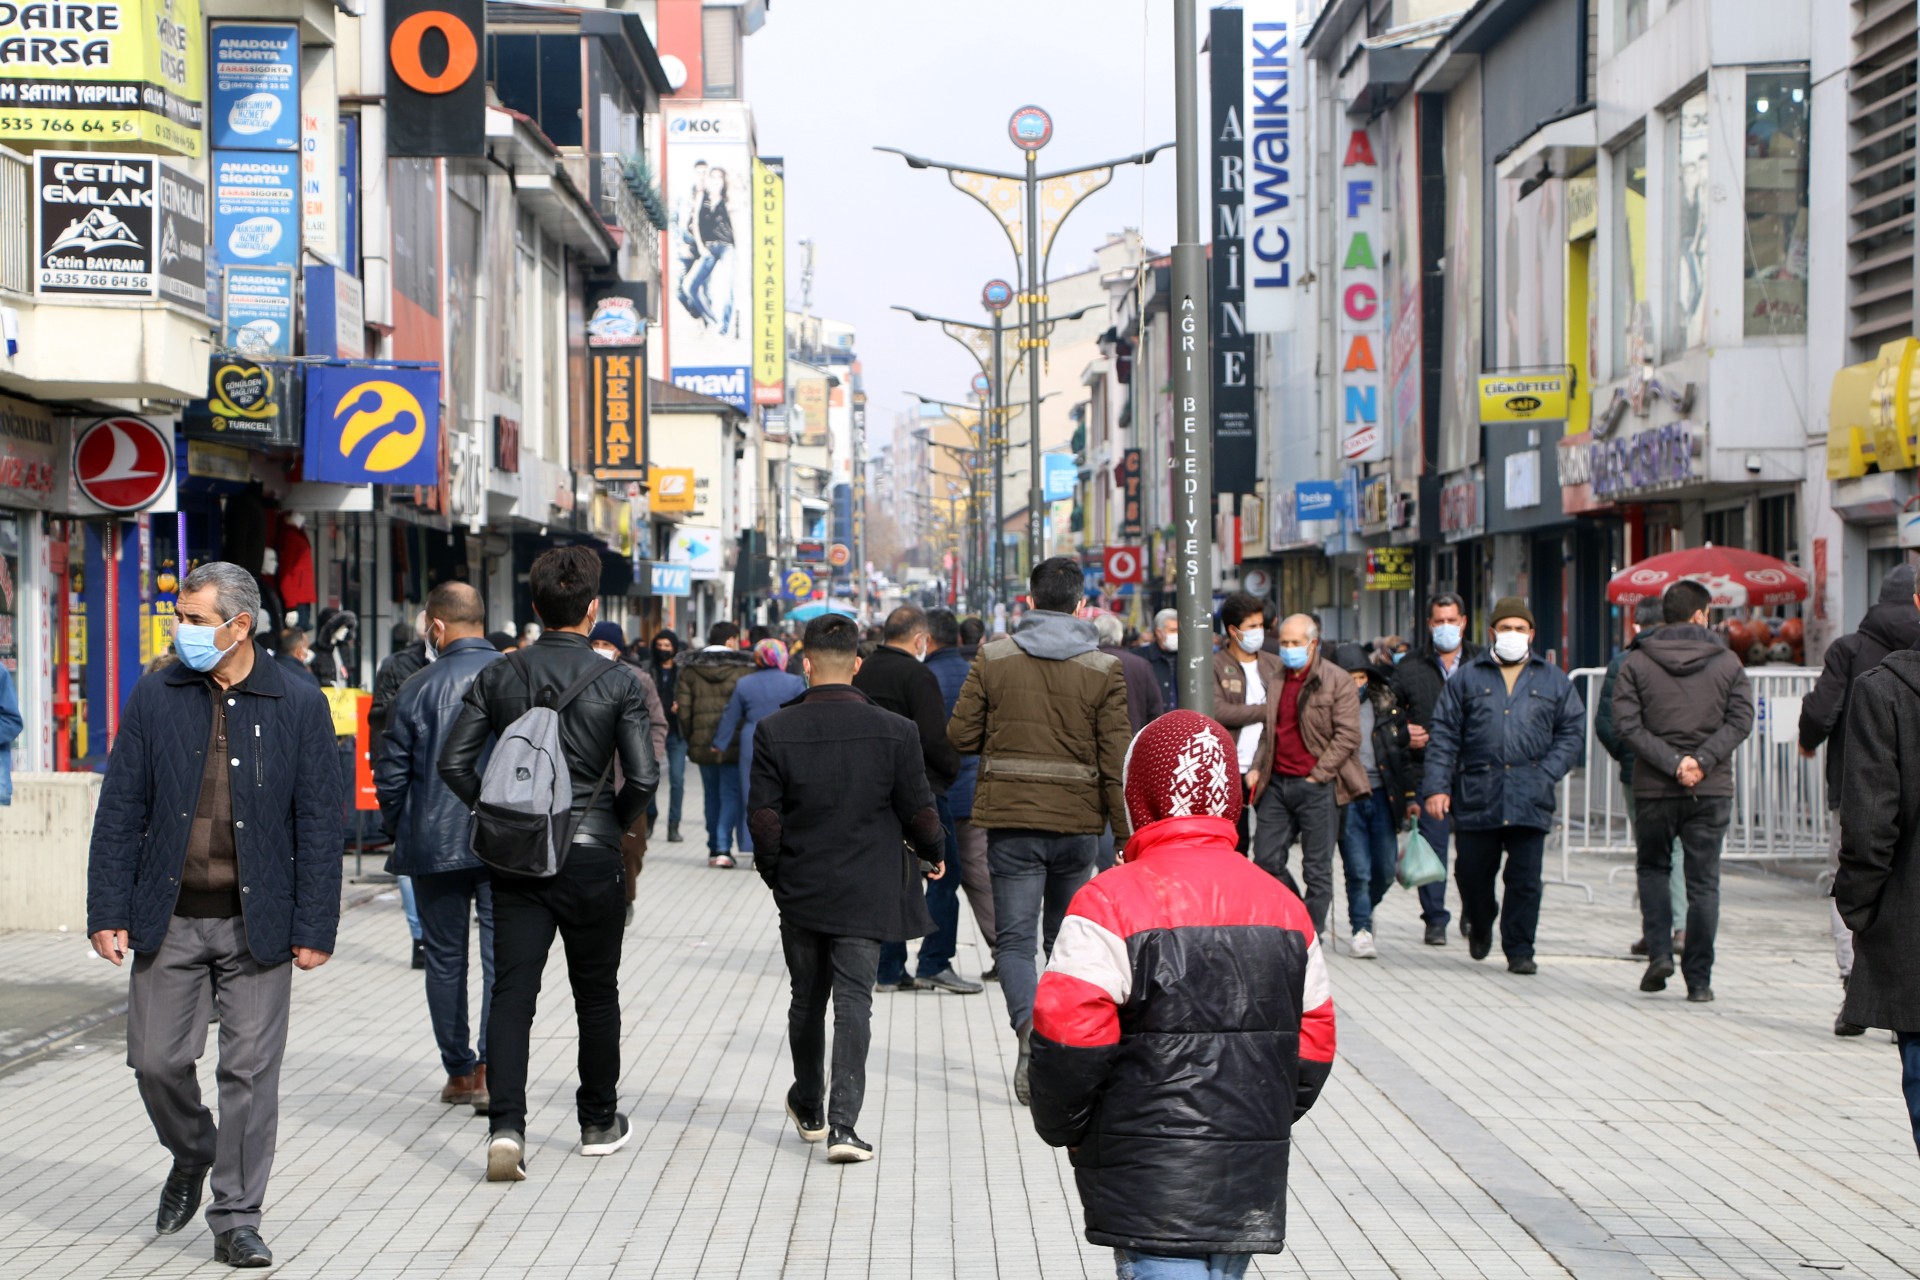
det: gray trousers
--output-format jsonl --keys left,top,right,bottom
{"left": 1253, "top": 775, "right": 1338, "bottom": 935}
{"left": 128, "top": 915, "right": 292, "bottom": 1234}
{"left": 954, "top": 820, "right": 997, "bottom": 951}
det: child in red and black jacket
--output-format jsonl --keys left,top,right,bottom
{"left": 1029, "top": 710, "right": 1336, "bottom": 1273}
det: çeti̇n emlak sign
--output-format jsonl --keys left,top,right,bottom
{"left": 36, "top": 151, "right": 156, "bottom": 295}
{"left": 0, "top": 0, "right": 205, "bottom": 157}
{"left": 385, "top": 0, "right": 485, "bottom": 158}
{"left": 1208, "top": 5, "right": 1256, "bottom": 494}
{"left": 303, "top": 364, "right": 442, "bottom": 485}
{"left": 209, "top": 23, "right": 300, "bottom": 152}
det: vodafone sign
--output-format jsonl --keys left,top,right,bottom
{"left": 73, "top": 416, "right": 173, "bottom": 513}
{"left": 1104, "top": 545, "right": 1144, "bottom": 586}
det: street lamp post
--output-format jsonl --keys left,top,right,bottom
{"left": 878, "top": 124, "right": 1169, "bottom": 579}
{"left": 1172, "top": 0, "right": 1214, "bottom": 714}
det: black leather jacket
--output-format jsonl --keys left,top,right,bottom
{"left": 438, "top": 630, "right": 658, "bottom": 851}
{"left": 375, "top": 635, "right": 503, "bottom": 875}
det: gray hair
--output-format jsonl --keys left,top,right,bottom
{"left": 181, "top": 561, "right": 261, "bottom": 629}
{"left": 1153, "top": 608, "right": 1179, "bottom": 632}
{"left": 1092, "top": 612, "right": 1125, "bottom": 646}
{"left": 1284, "top": 612, "right": 1320, "bottom": 643}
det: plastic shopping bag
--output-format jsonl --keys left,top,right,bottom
{"left": 1397, "top": 827, "right": 1446, "bottom": 890}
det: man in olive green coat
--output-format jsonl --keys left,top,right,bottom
{"left": 948, "top": 556, "right": 1131, "bottom": 1105}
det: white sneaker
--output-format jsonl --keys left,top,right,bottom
{"left": 1350, "top": 930, "right": 1378, "bottom": 959}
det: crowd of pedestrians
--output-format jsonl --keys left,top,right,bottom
{"left": 79, "top": 547, "right": 1920, "bottom": 1275}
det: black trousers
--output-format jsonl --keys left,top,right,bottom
{"left": 1453, "top": 825, "right": 1546, "bottom": 962}
{"left": 487, "top": 850, "right": 626, "bottom": 1136}
{"left": 1634, "top": 794, "right": 1731, "bottom": 992}
{"left": 780, "top": 921, "right": 882, "bottom": 1132}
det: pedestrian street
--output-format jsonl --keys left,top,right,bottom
{"left": 2, "top": 773, "right": 1915, "bottom": 1279}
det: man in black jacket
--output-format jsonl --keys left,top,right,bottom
{"left": 87, "top": 562, "right": 341, "bottom": 1268}
{"left": 749, "top": 613, "right": 947, "bottom": 1163}
{"left": 1391, "top": 592, "right": 1479, "bottom": 945}
{"left": 375, "top": 581, "right": 501, "bottom": 1115}
{"left": 854, "top": 605, "right": 977, "bottom": 994}
{"left": 1799, "top": 564, "right": 1919, "bottom": 1035}
{"left": 1596, "top": 599, "right": 1687, "bottom": 959}
{"left": 439, "top": 546, "right": 657, "bottom": 1181}
{"left": 1835, "top": 625, "right": 1920, "bottom": 1158}
{"left": 1131, "top": 607, "right": 1180, "bottom": 714}
{"left": 1614, "top": 579, "right": 1755, "bottom": 1003}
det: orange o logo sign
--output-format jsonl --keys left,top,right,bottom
{"left": 391, "top": 11, "right": 479, "bottom": 95}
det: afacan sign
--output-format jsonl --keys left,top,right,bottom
{"left": 1338, "top": 123, "right": 1384, "bottom": 463}
{"left": 1242, "top": 0, "right": 1299, "bottom": 334}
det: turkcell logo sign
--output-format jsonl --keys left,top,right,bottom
{"left": 1295, "top": 480, "right": 1343, "bottom": 521}
{"left": 673, "top": 366, "right": 749, "bottom": 412}
{"left": 1242, "top": 0, "right": 1299, "bottom": 334}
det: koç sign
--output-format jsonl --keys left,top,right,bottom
{"left": 386, "top": 0, "right": 483, "bottom": 157}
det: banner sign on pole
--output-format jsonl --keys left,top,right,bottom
{"left": 1209, "top": 5, "right": 1258, "bottom": 492}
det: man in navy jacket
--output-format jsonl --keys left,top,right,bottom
{"left": 1422, "top": 597, "right": 1584, "bottom": 975}
{"left": 87, "top": 562, "right": 343, "bottom": 1269}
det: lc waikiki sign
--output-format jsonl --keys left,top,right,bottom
{"left": 1338, "top": 124, "right": 1384, "bottom": 463}
{"left": 1242, "top": 0, "right": 1299, "bottom": 334}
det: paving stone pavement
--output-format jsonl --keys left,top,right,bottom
{"left": 1, "top": 767, "right": 1916, "bottom": 1279}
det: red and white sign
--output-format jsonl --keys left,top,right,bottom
{"left": 828, "top": 543, "right": 851, "bottom": 568}
{"left": 1103, "top": 545, "right": 1143, "bottom": 585}
{"left": 72, "top": 416, "right": 173, "bottom": 512}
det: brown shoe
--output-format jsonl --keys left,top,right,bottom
{"left": 470, "top": 1064, "right": 490, "bottom": 1116}
{"left": 440, "top": 1073, "right": 476, "bottom": 1105}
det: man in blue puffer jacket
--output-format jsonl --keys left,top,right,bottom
{"left": 86, "top": 561, "right": 342, "bottom": 1268}
{"left": 376, "top": 581, "right": 503, "bottom": 1116}
{"left": 1422, "top": 596, "right": 1585, "bottom": 976}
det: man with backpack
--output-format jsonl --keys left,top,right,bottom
{"left": 439, "top": 546, "right": 657, "bottom": 1182}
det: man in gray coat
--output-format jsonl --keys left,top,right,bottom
{"left": 1835, "top": 612, "right": 1920, "bottom": 1158}
{"left": 1613, "top": 579, "right": 1755, "bottom": 1004}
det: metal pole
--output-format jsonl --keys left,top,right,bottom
{"left": 1173, "top": 0, "right": 1215, "bottom": 715}
{"left": 1025, "top": 154, "right": 1043, "bottom": 577}
{"left": 991, "top": 308, "right": 1006, "bottom": 601}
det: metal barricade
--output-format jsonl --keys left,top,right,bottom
{"left": 1557, "top": 665, "right": 1829, "bottom": 879}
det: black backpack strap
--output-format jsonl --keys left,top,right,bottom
{"left": 544, "top": 656, "right": 621, "bottom": 710}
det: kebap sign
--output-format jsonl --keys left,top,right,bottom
{"left": 0, "top": 0, "right": 205, "bottom": 157}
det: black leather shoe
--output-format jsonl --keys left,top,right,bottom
{"left": 1424, "top": 922, "right": 1448, "bottom": 946}
{"left": 1468, "top": 933, "right": 1492, "bottom": 961}
{"left": 1507, "top": 958, "right": 1537, "bottom": 975}
{"left": 155, "top": 1162, "right": 210, "bottom": 1235}
{"left": 213, "top": 1226, "right": 273, "bottom": 1267}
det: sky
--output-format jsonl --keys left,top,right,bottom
{"left": 748, "top": 0, "right": 1185, "bottom": 442}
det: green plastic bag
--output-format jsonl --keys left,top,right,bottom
{"left": 1397, "top": 828, "right": 1446, "bottom": 890}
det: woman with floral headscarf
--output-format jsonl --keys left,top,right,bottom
{"left": 712, "top": 639, "right": 808, "bottom": 866}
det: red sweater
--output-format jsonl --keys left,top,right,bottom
{"left": 1271, "top": 667, "right": 1317, "bottom": 777}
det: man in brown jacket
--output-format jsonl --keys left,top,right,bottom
{"left": 1211, "top": 596, "right": 1362, "bottom": 933}
{"left": 949, "top": 556, "right": 1132, "bottom": 1106}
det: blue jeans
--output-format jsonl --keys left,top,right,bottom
{"left": 649, "top": 734, "right": 687, "bottom": 829}
{"left": 1414, "top": 797, "right": 1453, "bottom": 926}
{"left": 1340, "top": 790, "right": 1398, "bottom": 934}
{"left": 988, "top": 829, "right": 1096, "bottom": 1033}
{"left": 412, "top": 867, "right": 494, "bottom": 1076}
{"left": 879, "top": 796, "right": 962, "bottom": 983}
{"left": 399, "top": 874, "right": 422, "bottom": 941}
{"left": 1899, "top": 1031, "right": 1920, "bottom": 1157}
{"left": 1115, "top": 1250, "right": 1250, "bottom": 1279}
{"left": 700, "top": 760, "right": 747, "bottom": 854}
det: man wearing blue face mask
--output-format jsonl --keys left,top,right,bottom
{"left": 1392, "top": 593, "right": 1480, "bottom": 946}
{"left": 87, "top": 561, "right": 343, "bottom": 1268}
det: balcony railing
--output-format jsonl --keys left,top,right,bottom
{"left": 0, "top": 145, "right": 28, "bottom": 294}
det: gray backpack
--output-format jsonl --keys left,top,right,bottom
{"left": 467, "top": 656, "right": 618, "bottom": 877}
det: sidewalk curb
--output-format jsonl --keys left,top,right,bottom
{"left": 0, "top": 882, "right": 391, "bottom": 1077}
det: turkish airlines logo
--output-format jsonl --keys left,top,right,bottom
{"left": 73, "top": 416, "right": 172, "bottom": 513}
{"left": 390, "top": 9, "right": 478, "bottom": 95}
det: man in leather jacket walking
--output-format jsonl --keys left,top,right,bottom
{"left": 440, "top": 546, "right": 656, "bottom": 1181}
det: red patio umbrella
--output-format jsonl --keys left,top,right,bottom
{"left": 1606, "top": 545, "right": 1809, "bottom": 608}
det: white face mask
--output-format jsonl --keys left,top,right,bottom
{"left": 1159, "top": 631, "right": 1179, "bottom": 652}
{"left": 1237, "top": 627, "right": 1265, "bottom": 655}
{"left": 1492, "top": 631, "right": 1531, "bottom": 664}
{"left": 593, "top": 646, "right": 619, "bottom": 661}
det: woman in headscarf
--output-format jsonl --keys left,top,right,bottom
{"left": 711, "top": 639, "right": 808, "bottom": 868}
{"left": 645, "top": 628, "right": 688, "bottom": 842}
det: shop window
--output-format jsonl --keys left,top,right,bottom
{"left": 1666, "top": 90, "right": 1709, "bottom": 357}
{"left": 1612, "top": 132, "right": 1649, "bottom": 377}
{"left": 1744, "top": 71, "right": 1810, "bottom": 337}
{"left": 1757, "top": 492, "right": 1799, "bottom": 565}
{"left": 486, "top": 34, "right": 584, "bottom": 149}
{"left": 1703, "top": 507, "right": 1746, "bottom": 552}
